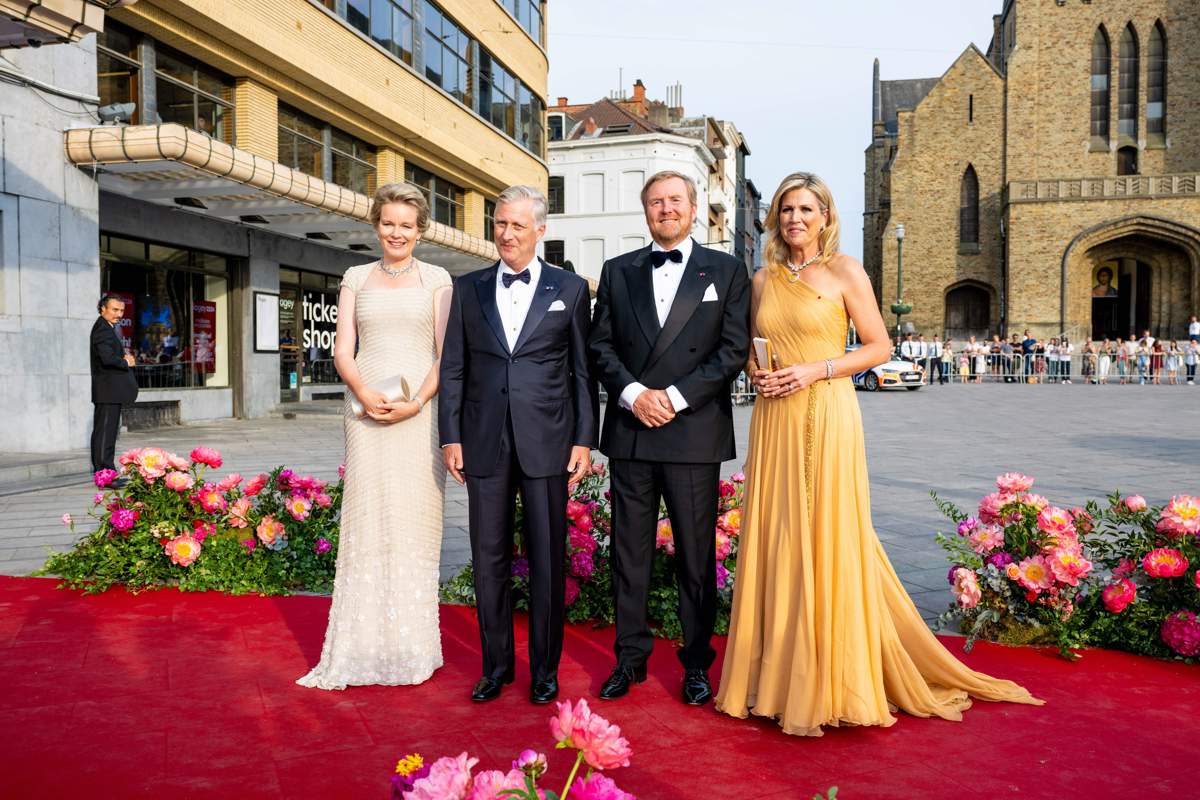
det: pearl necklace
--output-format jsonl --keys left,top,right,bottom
{"left": 378, "top": 259, "right": 417, "bottom": 278}
{"left": 784, "top": 251, "right": 822, "bottom": 282}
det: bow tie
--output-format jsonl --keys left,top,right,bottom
{"left": 648, "top": 249, "right": 683, "bottom": 268}
{"left": 502, "top": 270, "right": 531, "bottom": 288}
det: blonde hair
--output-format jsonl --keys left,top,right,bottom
{"left": 370, "top": 182, "right": 430, "bottom": 232}
{"left": 640, "top": 170, "right": 698, "bottom": 208}
{"left": 763, "top": 172, "right": 840, "bottom": 268}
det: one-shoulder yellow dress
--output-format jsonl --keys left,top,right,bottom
{"left": 714, "top": 265, "right": 1042, "bottom": 736}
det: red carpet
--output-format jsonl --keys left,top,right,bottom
{"left": 1, "top": 576, "right": 1196, "bottom": 799}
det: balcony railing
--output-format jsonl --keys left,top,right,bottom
{"left": 1007, "top": 174, "right": 1199, "bottom": 204}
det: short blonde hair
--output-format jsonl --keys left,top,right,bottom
{"left": 640, "top": 170, "right": 698, "bottom": 209}
{"left": 763, "top": 172, "right": 841, "bottom": 268}
{"left": 370, "top": 182, "right": 429, "bottom": 232}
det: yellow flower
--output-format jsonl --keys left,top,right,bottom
{"left": 395, "top": 754, "right": 424, "bottom": 776}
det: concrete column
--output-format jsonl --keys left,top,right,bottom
{"left": 233, "top": 79, "right": 279, "bottom": 160}
{"left": 237, "top": 247, "right": 281, "bottom": 419}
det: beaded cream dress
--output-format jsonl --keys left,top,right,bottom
{"left": 297, "top": 260, "right": 451, "bottom": 690}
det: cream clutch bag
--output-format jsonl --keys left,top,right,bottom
{"left": 349, "top": 375, "right": 412, "bottom": 417}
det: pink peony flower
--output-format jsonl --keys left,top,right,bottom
{"left": 716, "top": 562, "right": 730, "bottom": 590}
{"left": 956, "top": 517, "right": 979, "bottom": 537}
{"left": 61, "top": 513, "right": 72, "bottom": 527}
{"left": 1124, "top": 495, "right": 1147, "bottom": 512}
{"left": 573, "top": 512, "right": 594, "bottom": 535}
{"left": 731, "top": 470, "right": 746, "bottom": 483}
{"left": 228, "top": 496, "right": 252, "bottom": 528}
{"left": 197, "top": 483, "right": 228, "bottom": 513}
{"left": 968, "top": 524, "right": 1005, "bottom": 555}
{"left": 719, "top": 480, "right": 736, "bottom": 498}
{"left": 655, "top": 519, "right": 675, "bottom": 554}
{"left": 1068, "top": 507, "right": 1094, "bottom": 535}
{"left": 570, "top": 527, "right": 598, "bottom": 554}
{"left": 1142, "top": 548, "right": 1189, "bottom": 578}
{"left": 189, "top": 447, "right": 223, "bottom": 469}
{"left": 996, "top": 472, "right": 1035, "bottom": 494}
{"left": 569, "top": 774, "right": 637, "bottom": 800}
{"left": 549, "top": 698, "right": 632, "bottom": 771}
{"left": 1158, "top": 495, "right": 1200, "bottom": 538}
{"left": 118, "top": 448, "right": 140, "bottom": 466}
{"left": 570, "top": 550, "right": 595, "bottom": 580}
{"left": 1014, "top": 555, "right": 1054, "bottom": 592}
{"left": 565, "top": 576, "right": 580, "bottom": 607}
{"left": 216, "top": 473, "right": 243, "bottom": 492}
{"left": 191, "top": 519, "right": 215, "bottom": 543}
{"left": 286, "top": 494, "right": 312, "bottom": 522}
{"left": 243, "top": 473, "right": 268, "bottom": 497}
{"left": 240, "top": 538, "right": 257, "bottom": 553}
{"left": 337, "top": 463, "right": 346, "bottom": 479}
{"left": 1036, "top": 506, "right": 1076, "bottom": 538}
{"left": 464, "top": 769, "right": 525, "bottom": 800}
{"left": 512, "top": 749, "right": 547, "bottom": 779}
{"left": 164, "top": 534, "right": 202, "bottom": 567}
{"left": 109, "top": 507, "right": 137, "bottom": 533}
{"left": 1102, "top": 578, "right": 1137, "bottom": 613}
{"left": 166, "top": 452, "right": 191, "bottom": 471}
{"left": 256, "top": 515, "right": 285, "bottom": 546}
{"left": 719, "top": 508, "right": 742, "bottom": 534}
{"left": 164, "top": 471, "right": 195, "bottom": 492}
{"left": 92, "top": 492, "right": 104, "bottom": 505}
{"left": 1048, "top": 547, "right": 1092, "bottom": 587}
{"left": 93, "top": 469, "right": 119, "bottom": 488}
{"left": 136, "top": 447, "right": 169, "bottom": 481}
{"left": 1021, "top": 493, "right": 1050, "bottom": 510}
{"left": 1160, "top": 611, "right": 1200, "bottom": 658}
{"left": 951, "top": 567, "right": 981, "bottom": 609}
{"left": 1196, "top": 571, "right": 1200, "bottom": 591}
{"left": 977, "top": 492, "right": 1008, "bottom": 525}
{"left": 314, "top": 537, "right": 332, "bottom": 554}
{"left": 715, "top": 530, "right": 733, "bottom": 562}
{"left": 1112, "top": 557, "right": 1136, "bottom": 579}
{"left": 314, "top": 492, "right": 332, "bottom": 508}
{"left": 406, "top": 752, "right": 477, "bottom": 800}
{"left": 566, "top": 499, "right": 590, "bottom": 522}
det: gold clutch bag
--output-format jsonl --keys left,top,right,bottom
{"left": 349, "top": 375, "right": 412, "bottom": 417}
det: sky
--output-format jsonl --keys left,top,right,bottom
{"left": 546, "top": 0, "right": 1002, "bottom": 261}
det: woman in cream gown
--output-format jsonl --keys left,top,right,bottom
{"left": 298, "top": 184, "right": 452, "bottom": 690}
{"left": 715, "top": 173, "right": 1041, "bottom": 736}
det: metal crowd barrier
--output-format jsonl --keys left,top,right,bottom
{"left": 906, "top": 352, "right": 1199, "bottom": 385}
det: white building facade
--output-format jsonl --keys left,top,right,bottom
{"left": 544, "top": 133, "right": 713, "bottom": 285}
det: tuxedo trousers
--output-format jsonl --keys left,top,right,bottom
{"left": 91, "top": 402, "right": 123, "bottom": 473}
{"left": 466, "top": 414, "right": 567, "bottom": 683}
{"left": 609, "top": 458, "right": 719, "bottom": 671}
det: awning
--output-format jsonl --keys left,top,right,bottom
{"left": 0, "top": 0, "right": 133, "bottom": 47}
{"left": 64, "top": 123, "right": 498, "bottom": 275}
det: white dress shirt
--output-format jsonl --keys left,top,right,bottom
{"left": 619, "top": 238, "right": 693, "bottom": 413}
{"left": 496, "top": 256, "right": 541, "bottom": 352}
{"left": 1189, "top": 320, "right": 1200, "bottom": 337}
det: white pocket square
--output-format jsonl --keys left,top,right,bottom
{"left": 548, "top": 299, "right": 566, "bottom": 311}
{"left": 702, "top": 284, "right": 718, "bottom": 302}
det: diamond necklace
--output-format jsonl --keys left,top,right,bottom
{"left": 378, "top": 259, "right": 417, "bottom": 278}
{"left": 784, "top": 251, "right": 822, "bottom": 282}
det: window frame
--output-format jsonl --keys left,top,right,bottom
{"left": 404, "top": 162, "right": 465, "bottom": 230}
{"left": 1090, "top": 26, "right": 1111, "bottom": 145}
{"left": 152, "top": 43, "right": 236, "bottom": 143}
{"left": 1146, "top": 21, "right": 1166, "bottom": 140}
{"left": 959, "top": 165, "right": 980, "bottom": 248}
{"left": 1117, "top": 23, "right": 1139, "bottom": 141}
{"left": 278, "top": 103, "right": 376, "bottom": 195}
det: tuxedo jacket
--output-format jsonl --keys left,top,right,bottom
{"left": 588, "top": 240, "right": 751, "bottom": 463}
{"left": 90, "top": 317, "right": 139, "bottom": 405}
{"left": 439, "top": 260, "right": 597, "bottom": 478}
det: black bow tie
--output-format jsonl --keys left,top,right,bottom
{"left": 649, "top": 249, "right": 683, "bottom": 268}
{"left": 502, "top": 270, "right": 531, "bottom": 288}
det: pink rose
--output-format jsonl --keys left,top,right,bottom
{"left": 1102, "top": 578, "right": 1137, "bottom": 613}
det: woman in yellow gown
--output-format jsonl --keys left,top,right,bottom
{"left": 714, "top": 173, "right": 1041, "bottom": 736}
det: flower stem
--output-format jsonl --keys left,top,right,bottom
{"left": 559, "top": 751, "right": 585, "bottom": 800}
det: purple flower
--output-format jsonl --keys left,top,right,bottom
{"left": 570, "top": 550, "right": 595, "bottom": 580}
{"left": 314, "top": 537, "right": 332, "bottom": 554}
{"left": 957, "top": 516, "right": 978, "bottom": 536}
{"left": 512, "top": 557, "right": 530, "bottom": 579}
{"left": 986, "top": 552, "right": 1016, "bottom": 570}
{"left": 93, "top": 468, "right": 119, "bottom": 488}
{"left": 109, "top": 507, "right": 137, "bottom": 533}
{"left": 716, "top": 562, "right": 730, "bottom": 589}
{"left": 947, "top": 565, "right": 962, "bottom": 586}
{"left": 276, "top": 469, "right": 294, "bottom": 488}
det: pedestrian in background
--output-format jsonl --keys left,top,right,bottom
{"left": 1184, "top": 339, "right": 1198, "bottom": 385}
{"left": 1098, "top": 338, "right": 1112, "bottom": 384}
{"left": 1165, "top": 341, "right": 1181, "bottom": 386}
{"left": 930, "top": 334, "right": 945, "bottom": 385}
{"left": 1060, "top": 336, "right": 1074, "bottom": 385}
{"left": 90, "top": 295, "right": 139, "bottom": 478}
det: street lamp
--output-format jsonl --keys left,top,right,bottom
{"left": 889, "top": 222, "right": 912, "bottom": 351}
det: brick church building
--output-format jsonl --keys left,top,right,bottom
{"left": 864, "top": 0, "right": 1198, "bottom": 343}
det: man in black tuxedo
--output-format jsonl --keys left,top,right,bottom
{"left": 90, "top": 295, "right": 139, "bottom": 476}
{"left": 439, "top": 185, "right": 597, "bottom": 705}
{"left": 589, "top": 171, "right": 751, "bottom": 706}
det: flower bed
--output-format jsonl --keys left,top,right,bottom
{"left": 439, "top": 467, "right": 745, "bottom": 640}
{"left": 936, "top": 473, "right": 1200, "bottom": 661}
{"left": 41, "top": 446, "right": 342, "bottom": 595}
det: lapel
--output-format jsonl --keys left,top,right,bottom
{"left": 623, "top": 246, "right": 660, "bottom": 347}
{"left": 474, "top": 264, "right": 510, "bottom": 354}
{"left": 512, "top": 260, "right": 563, "bottom": 355}
{"left": 645, "top": 242, "right": 712, "bottom": 370}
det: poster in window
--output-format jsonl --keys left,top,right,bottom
{"left": 253, "top": 292, "right": 279, "bottom": 353}
{"left": 111, "top": 292, "right": 136, "bottom": 353}
{"left": 302, "top": 289, "right": 338, "bottom": 362}
{"left": 192, "top": 301, "right": 217, "bottom": 373}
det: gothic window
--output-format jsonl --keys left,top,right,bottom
{"left": 1147, "top": 21, "right": 1166, "bottom": 137}
{"left": 1118, "top": 24, "right": 1139, "bottom": 139}
{"left": 959, "top": 165, "right": 979, "bottom": 245}
{"left": 1090, "top": 27, "right": 1111, "bottom": 141}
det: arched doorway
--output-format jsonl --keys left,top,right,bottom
{"left": 944, "top": 283, "right": 991, "bottom": 341}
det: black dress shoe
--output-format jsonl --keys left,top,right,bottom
{"left": 682, "top": 669, "right": 712, "bottom": 706}
{"left": 598, "top": 663, "right": 647, "bottom": 700}
{"left": 471, "top": 671, "right": 514, "bottom": 702}
{"left": 530, "top": 677, "right": 559, "bottom": 704}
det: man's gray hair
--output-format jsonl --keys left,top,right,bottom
{"left": 496, "top": 184, "right": 548, "bottom": 227}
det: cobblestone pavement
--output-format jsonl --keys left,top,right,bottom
{"left": 3, "top": 384, "right": 1197, "bottom": 622}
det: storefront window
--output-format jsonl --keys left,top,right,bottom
{"left": 279, "top": 268, "right": 343, "bottom": 393}
{"left": 100, "top": 235, "right": 230, "bottom": 390}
